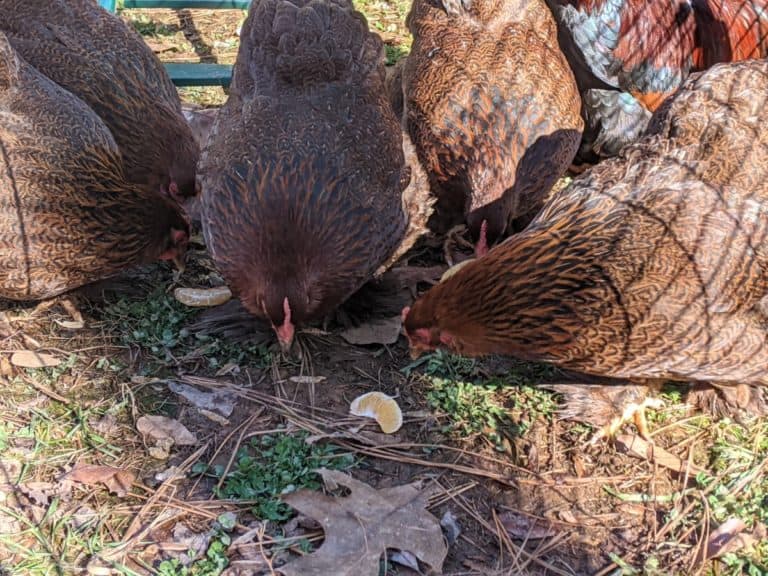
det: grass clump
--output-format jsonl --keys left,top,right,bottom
{"left": 102, "top": 289, "right": 193, "bottom": 357}
{"left": 102, "top": 289, "right": 270, "bottom": 370}
{"left": 412, "top": 351, "right": 558, "bottom": 445}
{"left": 194, "top": 432, "right": 355, "bottom": 522}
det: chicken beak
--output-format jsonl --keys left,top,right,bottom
{"left": 278, "top": 334, "right": 294, "bottom": 355}
{"left": 173, "top": 253, "right": 186, "bottom": 275}
{"left": 408, "top": 345, "right": 427, "bottom": 360}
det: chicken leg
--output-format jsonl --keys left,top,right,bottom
{"left": 547, "top": 379, "right": 666, "bottom": 444}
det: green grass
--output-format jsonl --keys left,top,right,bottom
{"left": 193, "top": 432, "right": 356, "bottom": 522}
{"left": 702, "top": 420, "right": 768, "bottom": 575}
{"left": 101, "top": 289, "right": 270, "bottom": 371}
{"left": 411, "top": 351, "right": 558, "bottom": 447}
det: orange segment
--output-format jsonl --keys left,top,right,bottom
{"left": 350, "top": 392, "right": 403, "bottom": 434}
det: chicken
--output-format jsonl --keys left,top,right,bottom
{"left": 546, "top": 0, "right": 768, "bottom": 163}
{"left": 403, "top": 59, "right": 768, "bottom": 440}
{"left": 0, "top": 31, "right": 189, "bottom": 301}
{"left": 200, "top": 0, "right": 430, "bottom": 352}
{"left": 401, "top": 0, "right": 583, "bottom": 251}
{"left": 0, "top": 0, "right": 199, "bottom": 202}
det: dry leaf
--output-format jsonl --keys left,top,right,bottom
{"left": 390, "top": 550, "right": 421, "bottom": 572}
{"left": 10, "top": 350, "right": 61, "bottom": 368}
{"left": 440, "top": 511, "right": 461, "bottom": 545}
{"left": 66, "top": 464, "right": 135, "bottom": 497}
{"left": 281, "top": 469, "right": 447, "bottom": 576}
{"left": 0, "top": 356, "right": 12, "bottom": 377}
{"left": 168, "top": 381, "right": 236, "bottom": 417}
{"left": 615, "top": 435, "right": 705, "bottom": 476}
{"left": 498, "top": 511, "right": 558, "bottom": 540}
{"left": 700, "top": 518, "right": 759, "bottom": 561}
{"left": 182, "top": 106, "right": 219, "bottom": 147}
{"left": 136, "top": 415, "right": 197, "bottom": 446}
{"left": 340, "top": 316, "right": 403, "bottom": 346}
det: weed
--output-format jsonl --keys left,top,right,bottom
{"left": 156, "top": 525, "right": 231, "bottom": 576}
{"left": 402, "top": 349, "right": 478, "bottom": 380}
{"left": 385, "top": 44, "right": 409, "bottom": 65}
{"left": 127, "top": 14, "right": 176, "bottom": 36}
{"left": 102, "top": 290, "right": 270, "bottom": 369}
{"left": 194, "top": 432, "right": 356, "bottom": 522}
{"left": 421, "top": 356, "right": 557, "bottom": 445}
{"left": 102, "top": 290, "right": 193, "bottom": 356}
{"left": 426, "top": 378, "right": 518, "bottom": 448}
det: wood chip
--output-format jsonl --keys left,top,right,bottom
{"left": 10, "top": 350, "right": 61, "bottom": 368}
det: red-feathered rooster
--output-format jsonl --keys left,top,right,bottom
{"left": 547, "top": 0, "right": 768, "bottom": 162}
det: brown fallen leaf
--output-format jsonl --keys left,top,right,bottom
{"left": 136, "top": 415, "right": 197, "bottom": 446}
{"left": 280, "top": 469, "right": 447, "bottom": 576}
{"left": 340, "top": 316, "right": 403, "bottom": 346}
{"left": 10, "top": 350, "right": 61, "bottom": 368}
{"left": 615, "top": 434, "right": 705, "bottom": 476}
{"left": 498, "top": 511, "right": 558, "bottom": 540}
{"left": 66, "top": 464, "right": 136, "bottom": 497}
{"left": 182, "top": 106, "right": 219, "bottom": 147}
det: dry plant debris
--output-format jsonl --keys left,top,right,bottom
{"left": 9, "top": 350, "right": 61, "bottom": 368}
{"left": 280, "top": 469, "right": 448, "bottom": 575}
{"left": 65, "top": 464, "right": 136, "bottom": 498}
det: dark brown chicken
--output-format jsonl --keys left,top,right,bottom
{"left": 0, "top": 0, "right": 199, "bottom": 201}
{"left": 201, "top": 0, "right": 429, "bottom": 351}
{"left": 401, "top": 0, "right": 583, "bottom": 250}
{"left": 404, "top": 58, "right": 768, "bottom": 439}
{"left": 547, "top": 0, "right": 768, "bottom": 163}
{"left": 0, "top": 32, "right": 189, "bottom": 301}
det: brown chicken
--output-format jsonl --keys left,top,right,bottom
{"left": 0, "top": 32, "right": 189, "bottom": 301}
{"left": 0, "top": 0, "right": 199, "bottom": 201}
{"left": 401, "top": 0, "right": 583, "bottom": 251}
{"left": 201, "top": 0, "right": 430, "bottom": 351}
{"left": 546, "top": 0, "right": 768, "bottom": 163}
{"left": 404, "top": 58, "right": 768, "bottom": 439}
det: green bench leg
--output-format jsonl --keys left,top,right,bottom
{"left": 97, "top": 0, "right": 244, "bottom": 87}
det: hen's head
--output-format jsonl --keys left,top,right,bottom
{"left": 148, "top": 103, "right": 201, "bottom": 203}
{"left": 402, "top": 301, "right": 463, "bottom": 359}
{"left": 402, "top": 257, "right": 504, "bottom": 359}
{"left": 241, "top": 273, "right": 334, "bottom": 354}
{"left": 154, "top": 198, "right": 191, "bottom": 272}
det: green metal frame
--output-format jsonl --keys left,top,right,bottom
{"left": 98, "top": 0, "right": 249, "bottom": 87}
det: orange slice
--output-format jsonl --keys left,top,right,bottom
{"left": 440, "top": 258, "right": 473, "bottom": 282}
{"left": 350, "top": 392, "right": 403, "bottom": 434}
{"left": 174, "top": 286, "right": 232, "bottom": 307}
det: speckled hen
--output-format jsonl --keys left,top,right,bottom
{"left": 0, "top": 32, "right": 189, "bottom": 301}
{"left": 0, "top": 0, "right": 199, "bottom": 201}
{"left": 401, "top": 0, "right": 583, "bottom": 249}
{"left": 404, "top": 59, "right": 768, "bottom": 438}
{"left": 546, "top": 0, "right": 768, "bottom": 163}
{"left": 201, "top": 0, "right": 426, "bottom": 351}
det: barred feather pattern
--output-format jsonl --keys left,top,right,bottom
{"left": 403, "top": 0, "right": 583, "bottom": 245}
{"left": 405, "top": 59, "right": 768, "bottom": 387}
{"left": 201, "top": 0, "right": 410, "bottom": 328}
{"left": 0, "top": 0, "right": 199, "bottom": 198}
{"left": 0, "top": 33, "right": 189, "bottom": 301}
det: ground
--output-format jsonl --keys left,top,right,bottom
{"left": 0, "top": 5, "right": 767, "bottom": 576}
